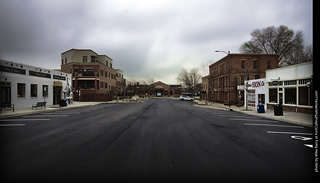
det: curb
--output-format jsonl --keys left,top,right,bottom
{"left": 0, "top": 103, "right": 102, "bottom": 119}
{"left": 193, "top": 104, "right": 312, "bottom": 127}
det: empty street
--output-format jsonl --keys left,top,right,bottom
{"left": 0, "top": 98, "right": 313, "bottom": 182}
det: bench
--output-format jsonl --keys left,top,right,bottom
{"left": 0, "top": 104, "right": 14, "bottom": 113}
{"left": 32, "top": 102, "right": 47, "bottom": 110}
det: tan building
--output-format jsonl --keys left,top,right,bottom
{"left": 60, "top": 49, "right": 126, "bottom": 101}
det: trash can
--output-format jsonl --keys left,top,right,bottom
{"left": 274, "top": 104, "right": 283, "bottom": 116}
{"left": 257, "top": 104, "right": 265, "bottom": 113}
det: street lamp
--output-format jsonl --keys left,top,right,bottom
{"left": 215, "top": 50, "right": 231, "bottom": 110}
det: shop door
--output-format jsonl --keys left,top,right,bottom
{"left": 0, "top": 82, "right": 11, "bottom": 105}
{"left": 53, "top": 86, "right": 62, "bottom": 105}
{"left": 258, "top": 94, "right": 265, "bottom": 105}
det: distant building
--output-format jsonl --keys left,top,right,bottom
{"left": 266, "top": 61, "right": 313, "bottom": 113}
{"left": 208, "top": 54, "right": 278, "bottom": 105}
{"left": 60, "top": 49, "right": 126, "bottom": 101}
{"left": 0, "top": 60, "right": 72, "bottom": 108}
{"left": 127, "top": 81, "right": 182, "bottom": 98}
{"left": 201, "top": 75, "right": 209, "bottom": 100}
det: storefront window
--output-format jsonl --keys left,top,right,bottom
{"left": 299, "top": 87, "right": 311, "bottom": 106}
{"left": 43, "top": 85, "right": 48, "bottom": 97}
{"left": 269, "top": 88, "right": 277, "bottom": 103}
{"left": 285, "top": 88, "right": 296, "bottom": 105}
{"left": 31, "top": 84, "right": 37, "bottom": 97}
{"left": 17, "top": 83, "right": 25, "bottom": 97}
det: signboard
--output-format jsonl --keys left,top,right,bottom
{"left": 237, "top": 85, "right": 245, "bottom": 90}
{"left": 0, "top": 66, "right": 26, "bottom": 75}
{"left": 29, "top": 70, "right": 51, "bottom": 79}
{"left": 53, "top": 75, "right": 66, "bottom": 80}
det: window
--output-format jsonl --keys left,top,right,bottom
{"left": 100, "top": 81, "right": 104, "bottom": 88}
{"left": 241, "top": 60, "right": 245, "bottom": 69}
{"left": 83, "top": 56, "right": 87, "bottom": 63}
{"left": 269, "top": 88, "right": 277, "bottom": 103}
{"left": 17, "top": 83, "right": 25, "bottom": 97}
{"left": 255, "top": 75, "right": 260, "bottom": 79}
{"left": 299, "top": 87, "right": 311, "bottom": 106}
{"left": 65, "top": 58, "right": 67, "bottom": 64}
{"left": 31, "top": 84, "right": 37, "bottom": 97}
{"left": 240, "top": 75, "right": 245, "bottom": 85}
{"left": 61, "top": 59, "right": 63, "bottom": 65}
{"left": 285, "top": 88, "right": 296, "bottom": 105}
{"left": 106, "top": 61, "right": 108, "bottom": 67}
{"left": 100, "top": 69, "right": 104, "bottom": 76}
{"left": 253, "top": 60, "right": 257, "bottom": 69}
{"left": 43, "top": 85, "right": 48, "bottom": 97}
{"left": 110, "top": 63, "right": 112, "bottom": 68}
{"left": 75, "top": 67, "right": 78, "bottom": 72}
{"left": 284, "top": 80, "right": 297, "bottom": 85}
{"left": 267, "top": 61, "right": 271, "bottom": 69}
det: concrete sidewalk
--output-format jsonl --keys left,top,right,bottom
{"left": 195, "top": 100, "right": 313, "bottom": 127}
{"left": 0, "top": 102, "right": 105, "bottom": 119}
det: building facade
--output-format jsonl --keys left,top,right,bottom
{"left": 266, "top": 62, "right": 313, "bottom": 113}
{"left": 127, "top": 81, "right": 182, "bottom": 98}
{"left": 201, "top": 75, "right": 209, "bottom": 100}
{"left": 0, "top": 60, "right": 72, "bottom": 108}
{"left": 60, "top": 49, "right": 126, "bottom": 101}
{"left": 208, "top": 54, "right": 278, "bottom": 105}
{"left": 243, "top": 78, "right": 268, "bottom": 111}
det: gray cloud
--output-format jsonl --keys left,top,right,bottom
{"left": 0, "top": 0, "right": 313, "bottom": 83}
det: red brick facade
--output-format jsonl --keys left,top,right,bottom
{"left": 60, "top": 49, "right": 126, "bottom": 101}
{"left": 208, "top": 54, "right": 278, "bottom": 105}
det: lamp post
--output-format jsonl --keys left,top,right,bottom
{"left": 215, "top": 50, "right": 231, "bottom": 110}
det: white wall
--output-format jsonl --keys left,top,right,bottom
{"left": 1, "top": 60, "right": 72, "bottom": 108}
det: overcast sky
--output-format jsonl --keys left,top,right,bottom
{"left": 0, "top": 0, "right": 313, "bottom": 84}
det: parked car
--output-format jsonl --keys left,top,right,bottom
{"left": 179, "top": 95, "right": 194, "bottom": 102}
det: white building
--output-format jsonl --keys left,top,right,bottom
{"left": 0, "top": 60, "right": 72, "bottom": 109}
{"left": 244, "top": 78, "right": 268, "bottom": 111}
{"left": 266, "top": 62, "right": 313, "bottom": 113}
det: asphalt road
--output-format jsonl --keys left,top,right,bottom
{"left": 0, "top": 98, "right": 314, "bottom": 182}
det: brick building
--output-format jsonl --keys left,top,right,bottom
{"left": 208, "top": 54, "right": 278, "bottom": 105}
{"left": 127, "top": 81, "right": 182, "bottom": 98}
{"left": 60, "top": 49, "right": 126, "bottom": 101}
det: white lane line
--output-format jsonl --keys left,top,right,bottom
{"left": 0, "top": 124, "right": 25, "bottom": 127}
{"left": 0, "top": 119, "right": 50, "bottom": 121}
{"left": 244, "top": 123, "right": 304, "bottom": 128}
{"left": 267, "top": 131, "right": 313, "bottom": 135}
{"left": 230, "top": 118, "right": 278, "bottom": 122}
{"left": 23, "top": 115, "right": 67, "bottom": 117}
{"left": 304, "top": 144, "right": 313, "bottom": 148}
{"left": 220, "top": 114, "right": 258, "bottom": 117}
{"left": 43, "top": 112, "right": 80, "bottom": 114}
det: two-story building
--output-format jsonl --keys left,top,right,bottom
{"left": 60, "top": 49, "right": 126, "bottom": 101}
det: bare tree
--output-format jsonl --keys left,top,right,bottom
{"left": 239, "top": 25, "right": 312, "bottom": 66}
{"left": 200, "top": 59, "right": 214, "bottom": 76}
{"left": 177, "top": 68, "right": 202, "bottom": 97}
